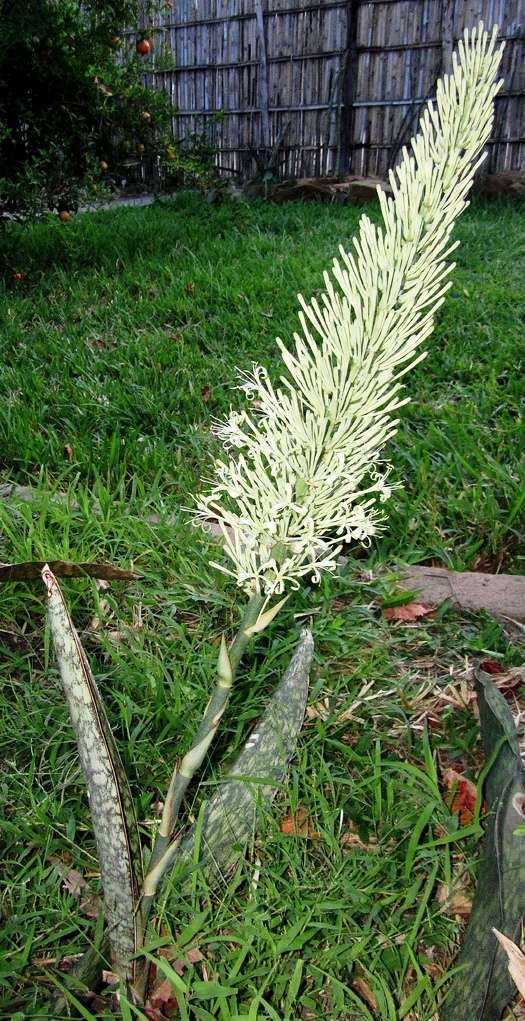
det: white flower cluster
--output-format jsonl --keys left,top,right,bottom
{"left": 195, "top": 24, "right": 503, "bottom": 595}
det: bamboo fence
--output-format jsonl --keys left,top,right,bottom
{"left": 130, "top": 0, "right": 525, "bottom": 180}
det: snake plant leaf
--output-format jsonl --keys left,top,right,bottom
{"left": 168, "top": 628, "right": 314, "bottom": 887}
{"left": 42, "top": 565, "right": 143, "bottom": 983}
{"left": 440, "top": 665, "right": 525, "bottom": 1021}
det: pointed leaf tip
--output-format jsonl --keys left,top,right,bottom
{"left": 244, "top": 595, "right": 290, "bottom": 636}
{"left": 217, "top": 634, "right": 233, "bottom": 685}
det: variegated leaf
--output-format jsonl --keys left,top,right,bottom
{"left": 42, "top": 565, "right": 143, "bottom": 982}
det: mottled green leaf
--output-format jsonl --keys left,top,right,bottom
{"left": 42, "top": 565, "right": 143, "bottom": 983}
{"left": 440, "top": 665, "right": 525, "bottom": 1021}
{"left": 171, "top": 628, "right": 314, "bottom": 885}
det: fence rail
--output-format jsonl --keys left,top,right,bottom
{"left": 130, "top": 0, "right": 525, "bottom": 179}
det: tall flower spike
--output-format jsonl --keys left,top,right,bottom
{"left": 195, "top": 24, "right": 503, "bottom": 596}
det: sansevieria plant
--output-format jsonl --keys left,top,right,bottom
{"left": 41, "top": 23, "right": 503, "bottom": 1008}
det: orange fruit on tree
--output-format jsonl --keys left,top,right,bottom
{"left": 136, "top": 39, "right": 151, "bottom": 55}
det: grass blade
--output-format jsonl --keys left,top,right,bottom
{"left": 42, "top": 564, "right": 143, "bottom": 983}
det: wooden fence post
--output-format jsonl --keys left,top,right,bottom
{"left": 255, "top": 0, "right": 271, "bottom": 153}
{"left": 340, "top": 0, "right": 360, "bottom": 176}
{"left": 441, "top": 0, "right": 455, "bottom": 77}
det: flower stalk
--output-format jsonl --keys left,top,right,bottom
{"left": 195, "top": 24, "right": 503, "bottom": 597}
{"left": 139, "top": 588, "right": 266, "bottom": 937}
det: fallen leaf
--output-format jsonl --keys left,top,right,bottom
{"left": 64, "top": 443, "right": 74, "bottom": 461}
{"left": 351, "top": 975, "right": 378, "bottom": 1010}
{"left": 480, "top": 660, "right": 503, "bottom": 674}
{"left": 383, "top": 602, "right": 434, "bottom": 622}
{"left": 61, "top": 868, "right": 87, "bottom": 897}
{"left": 280, "top": 806, "right": 321, "bottom": 838}
{"left": 185, "top": 282, "right": 195, "bottom": 296}
{"left": 145, "top": 977, "right": 179, "bottom": 1016}
{"left": 56, "top": 864, "right": 104, "bottom": 919}
{"left": 0, "top": 560, "right": 137, "bottom": 582}
{"left": 185, "top": 947, "right": 204, "bottom": 964}
{"left": 340, "top": 831, "right": 378, "bottom": 850}
{"left": 493, "top": 929, "right": 525, "bottom": 999}
{"left": 102, "top": 970, "right": 120, "bottom": 984}
{"left": 201, "top": 385, "right": 210, "bottom": 401}
{"left": 436, "top": 883, "right": 473, "bottom": 918}
{"left": 442, "top": 768, "right": 480, "bottom": 825}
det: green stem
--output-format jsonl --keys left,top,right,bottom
{"left": 140, "top": 589, "right": 265, "bottom": 928}
{"left": 228, "top": 590, "right": 266, "bottom": 673}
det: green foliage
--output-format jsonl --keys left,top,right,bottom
{"left": 0, "top": 195, "right": 524, "bottom": 1016}
{"left": 0, "top": 194, "right": 523, "bottom": 571}
{"left": 0, "top": 0, "right": 222, "bottom": 224}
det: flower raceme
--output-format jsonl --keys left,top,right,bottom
{"left": 195, "top": 24, "right": 503, "bottom": 596}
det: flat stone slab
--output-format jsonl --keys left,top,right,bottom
{"left": 400, "top": 565, "right": 525, "bottom": 623}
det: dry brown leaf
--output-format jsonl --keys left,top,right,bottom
{"left": 383, "top": 602, "right": 434, "bottom": 622}
{"left": 493, "top": 929, "right": 525, "bottom": 999}
{"left": 436, "top": 883, "right": 473, "bottom": 918}
{"left": 279, "top": 807, "right": 321, "bottom": 838}
{"left": 442, "top": 767, "right": 480, "bottom": 825}
{"left": 102, "top": 969, "right": 119, "bottom": 984}
{"left": 351, "top": 975, "right": 378, "bottom": 1010}
{"left": 185, "top": 947, "right": 204, "bottom": 964}
{"left": 340, "top": 831, "right": 378, "bottom": 851}
{"left": 61, "top": 867, "right": 88, "bottom": 897}
{"left": 0, "top": 560, "right": 137, "bottom": 582}
{"left": 145, "top": 977, "right": 179, "bottom": 1016}
{"left": 56, "top": 864, "right": 103, "bottom": 919}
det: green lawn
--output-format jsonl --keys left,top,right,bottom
{"left": 0, "top": 193, "right": 524, "bottom": 1020}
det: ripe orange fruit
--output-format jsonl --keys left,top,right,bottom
{"left": 142, "top": 111, "right": 151, "bottom": 122}
{"left": 59, "top": 211, "right": 71, "bottom": 222}
{"left": 13, "top": 272, "right": 21, "bottom": 281}
{"left": 136, "top": 39, "right": 151, "bottom": 55}
{"left": 166, "top": 150, "right": 176, "bottom": 162}
{"left": 99, "top": 160, "right": 108, "bottom": 170}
